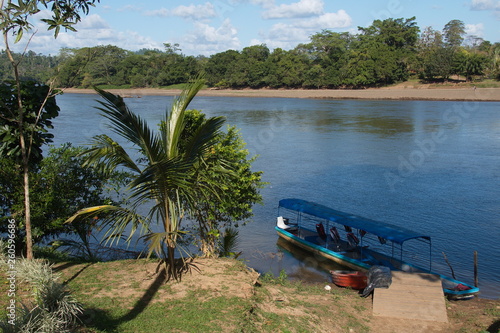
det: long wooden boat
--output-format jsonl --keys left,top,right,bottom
{"left": 275, "top": 198, "right": 479, "bottom": 299}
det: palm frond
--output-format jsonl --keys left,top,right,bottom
{"left": 183, "top": 115, "right": 226, "bottom": 162}
{"left": 94, "top": 88, "right": 163, "bottom": 163}
{"left": 164, "top": 79, "right": 206, "bottom": 158}
{"left": 127, "top": 157, "right": 192, "bottom": 206}
{"left": 65, "top": 205, "right": 148, "bottom": 247}
{"left": 82, "top": 134, "right": 141, "bottom": 174}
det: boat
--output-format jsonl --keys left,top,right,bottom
{"left": 275, "top": 198, "right": 479, "bottom": 299}
{"left": 330, "top": 270, "right": 367, "bottom": 290}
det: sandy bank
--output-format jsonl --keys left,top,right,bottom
{"left": 61, "top": 87, "right": 500, "bottom": 101}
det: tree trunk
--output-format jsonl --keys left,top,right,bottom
{"left": 167, "top": 245, "right": 176, "bottom": 281}
{"left": 4, "top": 32, "right": 33, "bottom": 259}
{"left": 20, "top": 134, "right": 33, "bottom": 259}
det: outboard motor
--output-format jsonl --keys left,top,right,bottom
{"left": 361, "top": 265, "right": 392, "bottom": 297}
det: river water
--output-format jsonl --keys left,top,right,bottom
{"left": 51, "top": 93, "right": 500, "bottom": 299}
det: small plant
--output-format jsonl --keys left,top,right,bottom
{"left": 218, "top": 227, "right": 241, "bottom": 258}
{"left": 259, "top": 269, "right": 289, "bottom": 286}
{"left": 0, "top": 259, "right": 83, "bottom": 332}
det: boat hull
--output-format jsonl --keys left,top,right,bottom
{"left": 275, "top": 226, "right": 369, "bottom": 272}
{"left": 330, "top": 270, "right": 368, "bottom": 290}
{"left": 275, "top": 226, "right": 479, "bottom": 299}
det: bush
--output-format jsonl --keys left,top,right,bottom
{"left": 0, "top": 258, "right": 83, "bottom": 332}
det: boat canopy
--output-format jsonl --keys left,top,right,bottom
{"left": 279, "top": 198, "right": 430, "bottom": 245}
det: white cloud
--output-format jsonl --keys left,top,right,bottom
{"left": 295, "top": 10, "right": 352, "bottom": 29}
{"left": 465, "top": 23, "right": 485, "bottom": 37}
{"left": 76, "top": 14, "right": 110, "bottom": 29}
{"left": 262, "top": 0, "right": 323, "bottom": 19}
{"left": 7, "top": 13, "right": 163, "bottom": 55}
{"left": 470, "top": 0, "right": 500, "bottom": 10}
{"left": 252, "top": 0, "right": 275, "bottom": 9}
{"left": 144, "top": 8, "right": 169, "bottom": 17}
{"left": 145, "top": 3, "right": 217, "bottom": 20}
{"left": 267, "top": 22, "right": 310, "bottom": 41}
{"left": 232, "top": 0, "right": 275, "bottom": 9}
{"left": 171, "top": 3, "right": 217, "bottom": 19}
{"left": 253, "top": 8, "right": 352, "bottom": 51}
{"left": 118, "top": 5, "right": 143, "bottom": 13}
{"left": 180, "top": 19, "right": 241, "bottom": 56}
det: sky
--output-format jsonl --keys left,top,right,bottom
{"left": 4, "top": 0, "right": 500, "bottom": 56}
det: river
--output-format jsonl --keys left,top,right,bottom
{"left": 51, "top": 93, "right": 500, "bottom": 299}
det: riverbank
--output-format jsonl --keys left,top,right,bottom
{"left": 61, "top": 86, "right": 500, "bottom": 101}
{"left": 2, "top": 258, "right": 498, "bottom": 332}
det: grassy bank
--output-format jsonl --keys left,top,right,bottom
{"left": 1, "top": 258, "right": 499, "bottom": 332}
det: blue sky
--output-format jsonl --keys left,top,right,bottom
{"left": 7, "top": 0, "right": 500, "bottom": 56}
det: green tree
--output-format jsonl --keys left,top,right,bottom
{"left": 0, "top": 81, "right": 59, "bottom": 257}
{"left": 84, "top": 45, "right": 130, "bottom": 87}
{"left": 178, "top": 110, "right": 264, "bottom": 257}
{"left": 224, "top": 45, "right": 270, "bottom": 88}
{"left": 417, "top": 26, "right": 453, "bottom": 80}
{"left": 204, "top": 49, "right": 240, "bottom": 87}
{"left": 0, "top": 0, "right": 100, "bottom": 259}
{"left": 67, "top": 80, "right": 226, "bottom": 279}
{"left": 455, "top": 50, "right": 489, "bottom": 81}
{"left": 304, "top": 30, "right": 351, "bottom": 87}
{"left": 0, "top": 143, "right": 128, "bottom": 259}
{"left": 443, "top": 19, "right": 465, "bottom": 48}
{"left": 265, "top": 48, "right": 309, "bottom": 88}
{"left": 355, "top": 17, "right": 420, "bottom": 85}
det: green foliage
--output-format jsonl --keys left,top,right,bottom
{"left": 1, "top": 0, "right": 102, "bottom": 260}
{"left": 0, "top": 143, "right": 128, "bottom": 249}
{"left": 218, "top": 227, "right": 240, "bottom": 258}
{"left": 1, "top": 17, "right": 499, "bottom": 89}
{"left": 260, "top": 269, "right": 289, "bottom": 286}
{"left": 0, "top": 0, "right": 100, "bottom": 42}
{"left": 67, "top": 80, "right": 227, "bottom": 279}
{"left": 443, "top": 19, "right": 466, "bottom": 48}
{"left": 178, "top": 109, "right": 265, "bottom": 258}
{"left": 0, "top": 80, "right": 59, "bottom": 166}
{"left": 0, "top": 259, "right": 83, "bottom": 332}
{"left": 354, "top": 17, "right": 420, "bottom": 85}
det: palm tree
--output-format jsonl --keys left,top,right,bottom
{"left": 66, "top": 80, "right": 225, "bottom": 280}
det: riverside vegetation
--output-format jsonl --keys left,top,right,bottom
{"left": 1, "top": 18, "right": 499, "bottom": 90}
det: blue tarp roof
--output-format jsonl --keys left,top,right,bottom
{"left": 279, "top": 198, "right": 430, "bottom": 245}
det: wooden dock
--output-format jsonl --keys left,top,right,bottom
{"left": 372, "top": 271, "right": 448, "bottom": 323}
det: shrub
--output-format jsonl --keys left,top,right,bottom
{"left": 0, "top": 258, "right": 83, "bottom": 332}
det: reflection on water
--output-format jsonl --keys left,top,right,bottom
{"left": 276, "top": 238, "right": 345, "bottom": 283}
{"left": 52, "top": 94, "right": 500, "bottom": 299}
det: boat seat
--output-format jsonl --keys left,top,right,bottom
{"left": 316, "top": 223, "right": 327, "bottom": 241}
{"left": 330, "top": 227, "right": 341, "bottom": 243}
{"left": 277, "top": 216, "right": 297, "bottom": 231}
{"left": 347, "top": 232, "right": 360, "bottom": 249}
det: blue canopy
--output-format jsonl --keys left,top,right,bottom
{"left": 278, "top": 198, "right": 430, "bottom": 245}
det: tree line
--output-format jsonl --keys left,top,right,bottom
{"left": 1, "top": 17, "right": 499, "bottom": 89}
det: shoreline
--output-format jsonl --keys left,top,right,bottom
{"left": 60, "top": 87, "right": 500, "bottom": 102}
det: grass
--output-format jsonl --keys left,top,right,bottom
{"left": 1, "top": 256, "right": 499, "bottom": 332}
{"left": 49, "top": 260, "right": 372, "bottom": 332}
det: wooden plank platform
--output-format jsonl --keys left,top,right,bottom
{"left": 372, "top": 271, "right": 448, "bottom": 323}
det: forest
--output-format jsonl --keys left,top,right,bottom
{"left": 1, "top": 17, "right": 499, "bottom": 89}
